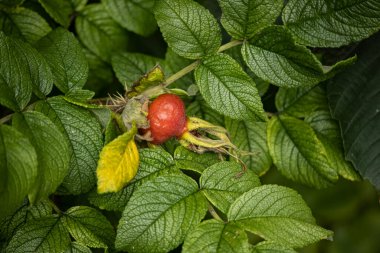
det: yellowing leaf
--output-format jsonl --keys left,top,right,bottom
{"left": 97, "top": 125, "right": 139, "bottom": 194}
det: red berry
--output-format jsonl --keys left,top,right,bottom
{"left": 147, "top": 94, "right": 187, "bottom": 144}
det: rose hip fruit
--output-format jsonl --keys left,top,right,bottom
{"left": 147, "top": 94, "right": 187, "bottom": 144}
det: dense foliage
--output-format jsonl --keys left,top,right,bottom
{"left": 1, "top": 0, "right": 380, "bottom": 252}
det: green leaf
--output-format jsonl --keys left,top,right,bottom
{"left": 163, "top": 48, "right": 193, "bottom": 88}
{"left": 12, "top": 111, "right": 70, "bottom": 204}
{"left": 64, "top": 242, "right": 91, "bottom": 253}
{"left": 225, "top": 119, "right": 272, "bottom": 176}
{"left": 83, "top": 47, "right": 113, "bottom": 93}
{"left": 174, "top": 146, "right": 221, "bottom": 174}
{"left": 35, "top": 97, "right": 103, "bottom": 195}
{"left": 195, "top": 53, "right": 266, "bottom": 121}
{"left": 242, "top": 26, "right": 328, "bottom": 88}
{"left": 62, "top": 206, "right": 115, "bottom": 249}
{"left": 0, "top": 7, "right": 51, "bottom": 44}
{"left": 76, "top": 3, "right": 129, "bottom": 62}
{"left": 115, "top": 174, "right": 208, "bottom": 253}
{"left": 0, "top": 0, "right": 24, "bottom": 7}
{"left": 228, "top": 185, "right": 333, "bottom": 248}
{"left": 0, "top": 32, "right": 53, "bottom": 110}
{"left": 0, "top": 199, "right": 52, "bottom": 242}
{"left": 225, "top": 46, "right": 269, "bottom": 96}
{"left": 305, "top": 110, "right": 362, "bottom": 180}
{"left": 111, "top": 52, "right": 161, "bottom": 88}
{"left": 200, "top": 161, "right": 260, "bottom": 214}
{"left": 182, "top": 219, "right": 250, "bottom": 253}
{"left": 219, "top": 0, "right": 283, "bottom": 39}
{"left": 267, "top": 115, "right": 337, "bottom": 188}
{"left": 327, "top": 32, "right": 380, "bottom": 190}
{"left": 275, "top": 85, "right": 329, "bottom": 118}
{"left": 65, "top": 89, "right": 95, "bottom": 102}
{"left": 89, "top": 148, "right": 176, "bottom": 211}
{"left": 103, "top": 0, "right": 156, "bottom": 36}
{"left": 154, "top": 0, "right": 221, "bottom": 59}
{"left": 283, "top": 0, "right": 380, "bottom": 47}
{"left": 186, "top": 96, "right": 225, "bottom": 127}
{"left": 0, "top": 125, "right": 37, "bottom": 220}
{"left": 252, "top": 241, "right": 297, "bottom": 253}
{"left": 36, "top": 28, "right": 88, "bottom": 94}
{"left": 6, "top": 215, "right": 71, "bottom": 253}
{"left": 38, "top": 0, "right": 74, "bottom": 27}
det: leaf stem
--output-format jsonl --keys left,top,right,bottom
{"left": 48, "top": 199, "right": 62, "bottom": 215}
{"left": 0, "top": 114, "right": 13, "bottom": 124}
{"left": 208, "top": 203, "right": 224, "bottom": 222}
{"left": 164, "top": 60, "right": 200, "bottom": 87}
{"left": 164, "top": 40, "right": 243, "bottom": 87}
{"left": 217, "top": 40, "right": 243, "bottom": 53}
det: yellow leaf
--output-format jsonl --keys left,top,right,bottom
{"left": 96, "top": 125, "right": 139, "bottom": 194}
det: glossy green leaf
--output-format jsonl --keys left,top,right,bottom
{"left": 267, "top": 115, "right": 337, "bottom": 188}
{"left": 275, "top": 85, "right": 328, "bottom": 118}
{"left": 6, "top": 216, "right": 70, "bottom": 253}
{"left": 225, "top": 119, "right": 272, "bottom": 176}
{"left": 62, "top": 206, "right": 115, "bottom": 249}
{"left": 38, "top": 0, "right": 80, "bottom": 27}
{"left": 283, "top": 0, "right": 380, "bottom": 47}
{"left": 115, "top": 174, "right": 208, "bottom": 253}
{"left": 112, "top": 52, "right": 161, "bottom": 88}
{"left": 154, "top": 0, "right": 221, "bottom": 59}
{"left": 36, "top": 28, "right": 88, "bottom": 94}
{"left": 12, "top": 111, "right": 70, "bottom": 204}
{"left": 89, "top": 148, "right": 176, "bottom": 211}
{"left": 0, "top": 7, "right": 51, "bottom": 44}
{"left": 219, "top": 0, "right": 283, "bottom": 39}
{"left": 76, "top": 3, "right": 129, "bottom": 62}
{"left": 35, "top": 97, "right": 103, "bottom": 195}
{"left": 327, "top": 32, "right": 380, "bottom": 189}
{"left": 0, "top": 199, "right": 51, "bottom": 243}
{"left": 195, "top": 53, "right": 266, "bottom": 121}
{"left": 200, "top": 161, "right": 260, "bottom": 213}
{"left": 0, "top": 125, "right": 37, "bottom": 220}
{"left": 183, "top": 219, "right": 250, "bottom": 253}
{"left": 228, "top": 185, "right": 333, "bottom": 247}
{"left": 252, "top": 241, "right": 297, "bottom": 253}
{"left": 174, "top": 146, "right": 221, "bottom": 174}
{"left": 103, "top": 0, "right": 156, "bottom": 36}
{"left": 0, "top": 32, "right": 53, "bottom": 110}
{"left": 64, "top": 242, "right": 91, "bottom": 253}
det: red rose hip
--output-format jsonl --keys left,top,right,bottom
{"left": 147, "top": 94, "right": 187, "bottom": 144}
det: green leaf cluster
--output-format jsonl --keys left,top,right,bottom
{"left": 1, "top": 0, "right": 379, "bottom": 252}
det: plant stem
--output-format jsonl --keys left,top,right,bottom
{"left": 164, "top": 60, "right": 200, "bottom": 87}
{"left": 0, "top": 114, "right": 13, "bottom": 124}
{"left": 48, "top": 199, "right": 62, "bottom": 215}
{"left": 164, "top": 40, "right": 243, "bottom": 87}
{"left": 217, "top": 40, "right": 243, "bottom": 53}
{"left": 208, "top": 203, "right": 224, "bottom": 222}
